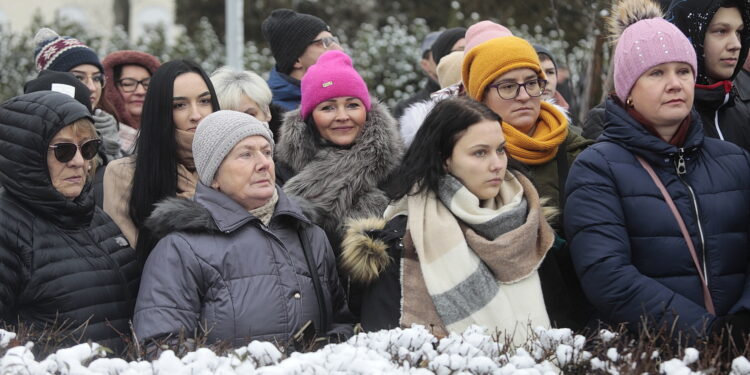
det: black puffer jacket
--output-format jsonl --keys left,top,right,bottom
{"left": 667, "top": 0, "right": 750, "bottom": 152}
{"left": 0, "top": 92, "right": 139, "bottom": 351}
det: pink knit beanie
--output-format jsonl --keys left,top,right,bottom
{"left": 464, "top": 21, "right": 514, "bottom": 55}
{"left": 614, "top": 18, "right": 697, "bottom": 101}
{"left": 300, "top": 50, "right": 371, "bottom": 119}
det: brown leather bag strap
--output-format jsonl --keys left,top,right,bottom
{"left": 635, "top": 155, "right": 716, "bottom": 315}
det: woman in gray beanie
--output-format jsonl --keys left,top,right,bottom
{"left": 133, "top": 110, "right": 353, "bottom": 348}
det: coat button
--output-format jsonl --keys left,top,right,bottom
{"left": 293, "top": 292, "right": 301, "bottom": 299}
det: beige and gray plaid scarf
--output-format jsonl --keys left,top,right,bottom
{"left": 384, "top": 171, "right": 554, "bottom": 343}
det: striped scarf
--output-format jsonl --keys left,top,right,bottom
{"left": 384, "top": 172, "right": 554, "bottom": 342}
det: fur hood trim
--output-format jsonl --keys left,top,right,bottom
{"left": 276, "top": 99, "right": 402, "bottom": 173}
{"left": 341, "top": 217, "right": 392, "bottom": 285}
{"left": 145, "top": 197, "right": 219, "bottom": 239}
{"left": 399, "top": 99, "right": 438, "bottom": 148}
{"left": 275, "top": 99, "right": 403, "bottom": 239}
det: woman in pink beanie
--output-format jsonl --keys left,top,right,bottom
{"left": 565, "top": 0, "right": 750, "bottom": 345}
{"left": 275, "top": 51, "right": 402, "bottom": 312}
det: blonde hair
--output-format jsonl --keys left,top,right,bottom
{"left": 210, "top": 66, "right": 272, "bottom": 116}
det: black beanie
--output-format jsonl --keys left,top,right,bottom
{"left": 24, "top": 70, "right": 93, "bottom": 114}
{"left": 262, "top": 9, "right": 330, "bottom": 75}
{"left": 431, "top": 27, "right": 467, "bottom": 65}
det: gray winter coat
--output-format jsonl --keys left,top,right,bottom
{"left": 133, "top": 183, "right": 353, "bottom": 346}
{"left": 275, "top": 101, "right": 403, "bottom": 253}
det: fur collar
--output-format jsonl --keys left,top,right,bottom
{"left": 275, "top": 100, "right": 403, "bottom": 240}
{"left": 145, "top": 197, "right": 220, "bottom": 239}
{"left": 276, "top": 100, "right": 402, "bottom": 175}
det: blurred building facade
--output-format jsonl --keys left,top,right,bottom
{"left": 0, "top": 0, "right": 176, "bottom": 41}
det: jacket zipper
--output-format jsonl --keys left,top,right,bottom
{"left": 673, "top": 148, "right": 709, "bottom": 286}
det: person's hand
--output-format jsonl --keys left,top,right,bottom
{"left": 712, "top": 311, "right": 750, "bottom": 349}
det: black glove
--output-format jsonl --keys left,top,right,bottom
{"left": 712, "top": 311, "right": 750, "bottom": 349}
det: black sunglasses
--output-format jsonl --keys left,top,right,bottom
{"left": 48, "top": 139, "right": 101, "bottom": 163}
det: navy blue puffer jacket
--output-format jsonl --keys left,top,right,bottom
{"left": 564, "top": 99, "right": 750, "bottom": 335}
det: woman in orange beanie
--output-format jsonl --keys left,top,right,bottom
{"left": 462, "top": 36, "right": 592, "bottom": 227}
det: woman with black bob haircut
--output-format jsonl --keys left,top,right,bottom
{"left": 103, "top": 60, "right": 220, "bottom": 264}
{"left": 340, "top": 96, "right": 589, "bottom": 342}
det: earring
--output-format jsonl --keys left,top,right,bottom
{"left": 626, "top": 97, "right": 634, "bottom": 108}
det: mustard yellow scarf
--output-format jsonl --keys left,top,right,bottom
{"left": 502, "top": 102, "right": 568, "bottom": 165}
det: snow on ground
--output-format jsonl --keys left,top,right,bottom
{"left": 0, "top": 326, "right": 748, "bottom": 375}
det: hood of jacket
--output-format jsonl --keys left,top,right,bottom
{"left": 666, "top": 0, "right": 750, "bottom": 84}
{"left": 601, "top": 98, "right": 705, "bottom": 163}
{"left": 102, "top": 51, "right": 161, "bottom": 129}
{"left": 145, "top": 182, "right": 310, "bottom": 239}
{"left": 267, "top": 68, "right": 301, "bottom": 111}
{"left": 0, "top": 91, "right": 95, "bottom": 229}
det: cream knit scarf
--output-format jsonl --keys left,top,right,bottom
{"left": 249, "top": 188, "right": 279, "bottom": 227}
{"left": 384, "top": 172, "right": 554, "bottom": 343}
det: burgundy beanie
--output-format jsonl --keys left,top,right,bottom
{"left": 614, "top": 18, "right": 697, "bottom": 101}
{"left": 102, "top": 50, "right": 161, "bottom": 128}
{"left": 300, "top": 50, "right": 371, "bottom": 119}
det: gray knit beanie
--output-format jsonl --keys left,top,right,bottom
{"left": 193, "top": 110, "right": 275, "bottom": 185}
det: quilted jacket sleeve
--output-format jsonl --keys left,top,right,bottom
{"left": 564, "top": 147, "right": 715, "bottom": 335}
{"left": 133, "top": 234, "right": 204, "bottom": 342}
{"left": 0, "top": 234, "right": 23, "bottom": 321}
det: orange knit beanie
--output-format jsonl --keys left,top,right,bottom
{"left": 462, "top": 36, "right": 544, "bottom": 102}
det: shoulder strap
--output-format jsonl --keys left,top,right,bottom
{"left": 297, "top": 227, "right": 329, "bottom": 334}
{"left": 635, "top": 155, "right": 716, "bottom": 315}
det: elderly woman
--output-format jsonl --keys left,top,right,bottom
{"left": 34, "top": 28, "right": 126, "bottom": 162}
{"left": 211, "top": 66, "right": 291, "bottom": 180}
{"left": 565, "top": 0, "right": 750, "bottom": 342}
{"left": 133, "top": 110, "right": 352, "bottom": 347}
{"left": 0, "top": 91, "right": 139, "bottom": 351}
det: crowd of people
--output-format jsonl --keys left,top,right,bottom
{"left": 2, "top": 0, "right": 750, "bottom": 355}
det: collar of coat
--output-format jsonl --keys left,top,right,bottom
{"left": 275, "top": 99, "right": 403, "bottom": 176}
{"left": 601, "top": 98, "right": 705, "bottom": 164}
{"left": 145, "top": 182, "right": 311, "bottom": 239}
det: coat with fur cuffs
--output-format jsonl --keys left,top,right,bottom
{"left": 275, "top": 100, "right": 403, "bottom": 253}
{"left": 133, "top": 183, "right": 353, "bottom": 346}
{"left": 340, "top": 203, "right": 592, "bottom": 334}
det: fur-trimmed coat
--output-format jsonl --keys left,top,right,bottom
{"left": 275, "top": 100, "right": 403, "bottom": 253}
{"left": 340, "top": 205, "right": 592, "bottom": 334}
{"left": 133, "top": 183, "right": 353, "bottom": 346}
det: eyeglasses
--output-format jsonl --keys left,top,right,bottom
{"left": 48, "top": 139, "right": 101, "bottom": 163}
{"left": 72, "top": 73, "right": 105, "bottom": 87}
{"left": 116, "top": 78, "right": 150, "bottom": 92}
{"left": 310, "top": 36, "right": 340, "bottom": 49}
{"left": 488, "top": 79, "right": 547, "bottom": 100}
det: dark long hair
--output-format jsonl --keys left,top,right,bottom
{"left": 386, "top": 96, "right": 519, "bottom": 200}
{"left": 130, "top": 60, "right": 219, "bottom": 263}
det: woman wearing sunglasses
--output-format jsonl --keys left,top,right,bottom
{"left": 33, "top": 28, "right": 129, "bottom": 163}
{"left": 103, "top": 60, "right": 220, "bottom": 264}
{"left": 0, "top": 91, "right": 139, "bottom": 352}
{"left": 102, "top": 51, "right": 161, "bottom": 153}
